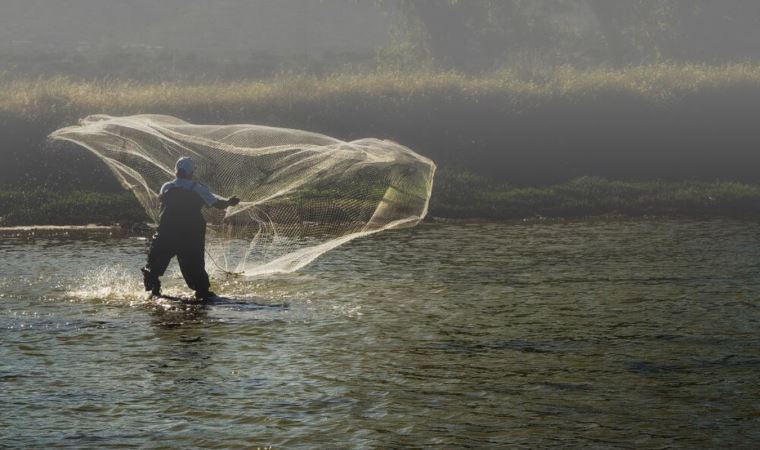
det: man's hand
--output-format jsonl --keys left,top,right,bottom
{"left": 213, "top": 196, "right": 241, "bottom": 209}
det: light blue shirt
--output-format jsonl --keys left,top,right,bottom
{"left": 159, "top": 178, "right": 222, "bottom": 206}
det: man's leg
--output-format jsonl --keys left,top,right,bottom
{"left": 142, "top": 233, "right": 175, "bottom": 296}
{"left": 176, "top": 234, "right": 211, "bottom": 296}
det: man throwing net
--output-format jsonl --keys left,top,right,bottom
{"left": 141, "top": 157, "right": 240, "bottom": 300}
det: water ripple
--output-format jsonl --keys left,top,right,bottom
{"left": 2, "top": 220, "right": 760, "bottom": 447}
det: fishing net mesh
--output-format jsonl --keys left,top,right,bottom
{"left": 50, "top": 115, "right": 435, "bottom": 276}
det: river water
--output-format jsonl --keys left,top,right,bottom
{"left": 2, "top": 220, "right": 760, "bottom": 448}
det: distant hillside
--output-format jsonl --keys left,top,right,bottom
{"left": 0, "top": 0, "right": 393, "bottom": 59}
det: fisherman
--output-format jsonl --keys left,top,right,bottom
{"left": 141, "top": 157, "right": 240, "bottom": 300}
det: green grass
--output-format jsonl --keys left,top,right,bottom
{"left": 3, "top": 174, "right": 760, "bottom": 226}
{"left": 431, "top": 171, "right": 760, "bottom": 220}
{"left": 0, "top": 190, "right": 147, "bottom": 226}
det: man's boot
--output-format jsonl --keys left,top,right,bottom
{"left": 194, "top": 290, "right": 218, "bottom": 301}
{"left": 141, "top": 267, "right": 161, "bottom": 296}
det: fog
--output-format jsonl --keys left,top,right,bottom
{"left": 2, "top": 0, "right": 760, "bottom": 79}
{"left": 4, "top": 1, "right": 760, "bottom": 217}
{"left": 0, "top": 0, "right": 392, "bottom": 58}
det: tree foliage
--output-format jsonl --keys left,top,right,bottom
{"left": 382, "top": 0, "right": 760, "bottom": 70}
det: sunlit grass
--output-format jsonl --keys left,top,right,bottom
{"left": 4, "top": 64, "right": 760, "bottom": 123}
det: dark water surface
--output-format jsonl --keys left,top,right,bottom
{"left": 2, "top": 220, "right": 760, "bottom": 448}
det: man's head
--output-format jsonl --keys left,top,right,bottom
{"left": 175, "top": 157, "right": 194, "bottom": 179}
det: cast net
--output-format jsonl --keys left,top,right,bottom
{"left": 49, "top": 114, "right": 436, "bottom": 276}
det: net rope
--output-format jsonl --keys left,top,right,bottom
{"left": 50, "top": 114, "right": 436, "bottom": 276}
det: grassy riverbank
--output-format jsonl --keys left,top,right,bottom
{"left": 432, "top": 172, "right": 760, "bottom": 220}
{"left": 3, "top": 174, "right": 760, "bottom": 227}
{"left": 4, "top": 64, "right": 760, "bottom": 191}
{"left": 0, "top": 190, "right": 147, "bottom": 227}
{"left": 3, "top": 65, "right": 760, "bottom": 223}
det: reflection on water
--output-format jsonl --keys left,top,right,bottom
{"left": 2, "top": 220, "right": 760, "bottom": 448}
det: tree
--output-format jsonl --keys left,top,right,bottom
{"left": 381, "top": 0, "right": 760, "bottom": 70}
{"left": 393, "top": 0, "right": 491, "bottom": 70}
{"left": 389, "top": 0, "right": 568, "bottom": 71}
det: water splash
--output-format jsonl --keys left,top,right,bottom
{"left": 63, "top": 265, "right": 145, "bottom": 303}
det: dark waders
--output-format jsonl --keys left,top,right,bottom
{"left": 142, "top": 184, "right": 211, "bottom": 295}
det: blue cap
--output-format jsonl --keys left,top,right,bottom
{"left": 175, "top": 157, "right": 194, "bottom": 174}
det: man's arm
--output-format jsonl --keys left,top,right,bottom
{"left": 213, "top": 196, "right": 240, "bottom": 209}
{"left": 192, "top": 183, "right": 240, "bottom": 209}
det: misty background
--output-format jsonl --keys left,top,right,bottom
{"left": 4, "top": 0, "right": 760, "bottom": 222}
{"left": 3, "top": 0, "right": 760, "bottom": 81}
